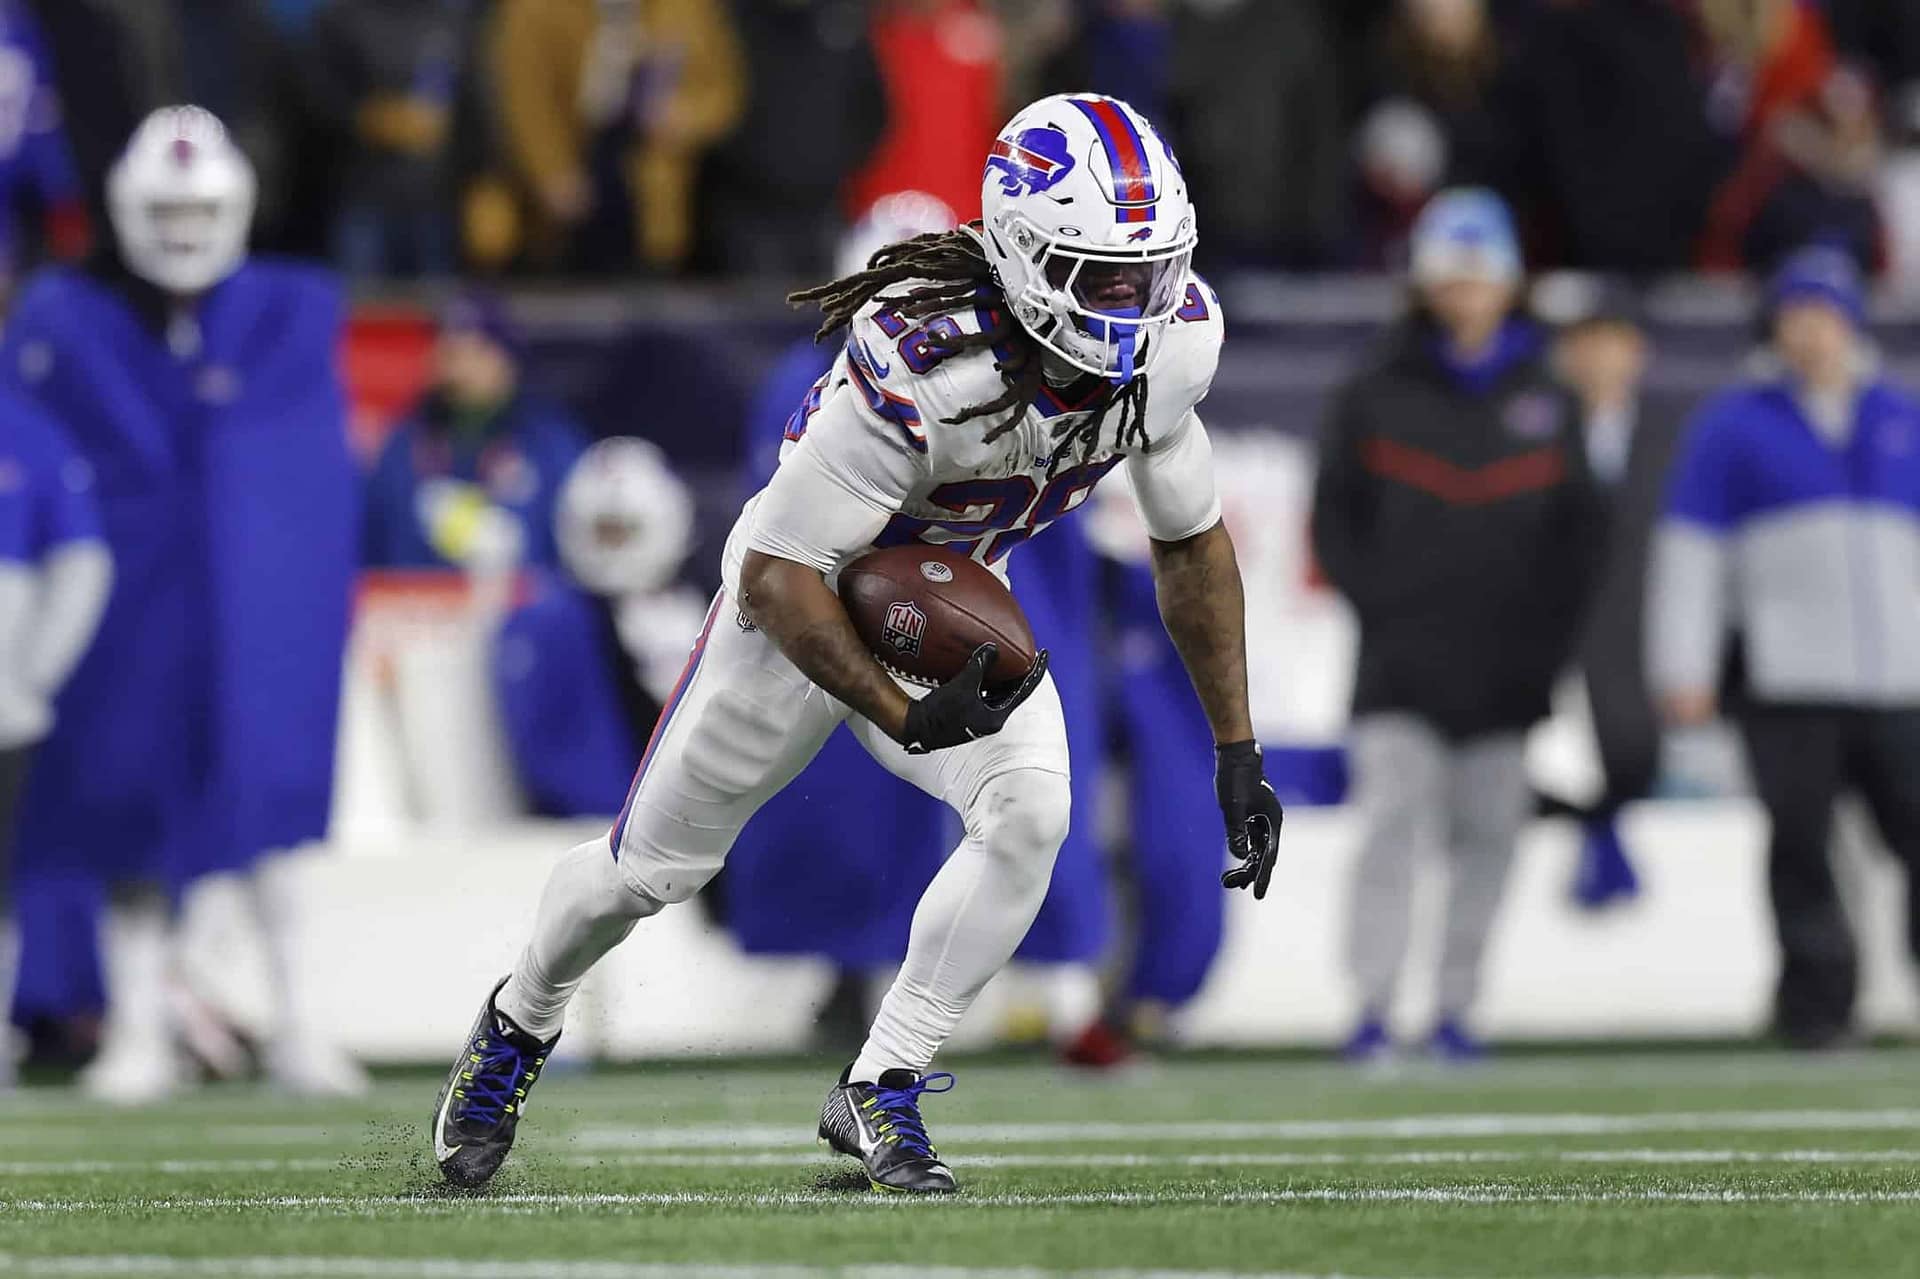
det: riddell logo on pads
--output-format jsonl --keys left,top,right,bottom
{"left": 882, "top": 601, "right": 927, "bottom": 658}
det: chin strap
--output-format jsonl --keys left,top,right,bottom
{"left": 1085, "top": 305, "right": 1143, "bottom": 386}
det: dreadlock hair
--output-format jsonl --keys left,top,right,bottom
{"left": 787, "top": 228, "right": 1152, "bottom": 473}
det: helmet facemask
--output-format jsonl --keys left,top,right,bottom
{"left": 992, "top": 211, "right": 1192, "bottom": 387}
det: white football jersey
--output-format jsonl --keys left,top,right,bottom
{"left": 722, "top": 274, "right": 1225, "bottom": 595}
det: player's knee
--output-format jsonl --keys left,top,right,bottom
{"left": 974, "top": 769, "right": 1072, "bottom": 876}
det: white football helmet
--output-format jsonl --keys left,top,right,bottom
{"left": 980, "top": 94, "right": 1197, "bottom": 384}
{"left": 108, "top": 106, "right": 257, "bottom": 295}
{"left": 556, "top": 437, "right": 694, "bottom": 598}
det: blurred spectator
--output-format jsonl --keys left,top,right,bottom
{"left": 0, "top": 3, "right": 88, "bottom": 283}
{"left": 488, "top": 0, "right": 744, "bottom": 273}
{"left": 363, "top": 292, "right": 590, "bottom": 571}
{"left": 1167, "top": 0, "right": 1343, "bottom": 267}
{"left": 1703, "top": 62, "right": 1887, "bottom": 274}
{"left": 493, "top": 437, "right": 706, "bottom": 817}
{"left": 308, "top": 0, "right": 486, "bottom": 277}
{"left": 1357, "top": 0, "right": 1503, "bottom": 188}
{"left": 701, "top": 0, "right": 884, "bottom": 277}
{"left": 1534, "top": 276, "right": 1683, "bottom": 909}
{"left": 1311, "top": 190, "right": 1600, "bottom": 1063}
{"left": 845, "top": 0, "right": 1002, "bottom": 221}
{"left": 1485, "top": 0, "right": 1726, "bottom": 274}
{"left": 1649, "top": 246, "right": 1920, "bottom": 1050}
{"left": 0, "top": 401, "right": 112, "bottom": 1089}
{"left": 1697, "top": 0, "right": 1883, "bottom": 272}
{"left": 1699, "top": 0, "right": 1836, "bottom": 138}
{"left": 4, "top": 107, "right": 361, "bottom": 1101}
{"left": 1040, "top": 0, "right": 1170, "bottom": 123}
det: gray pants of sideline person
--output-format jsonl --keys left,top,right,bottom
{"left": 1345, "top": 714, "right": 1530, "bottom": 1019}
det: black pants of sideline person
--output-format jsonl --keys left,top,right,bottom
{"left": 1738, "top": 706, "right": 1920, "bottom": 1047}
{"left": 0, "top": 744, "right": 30, "bottom": 907}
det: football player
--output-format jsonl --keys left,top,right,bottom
{"left": 433, "top": 95, "right": 1283, "bottom": 1194}
{"left": 4, "top": 107, "right": 363, "bottom": 1102}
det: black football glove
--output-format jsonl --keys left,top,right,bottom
{"left": 1215, "top": 740, "right": 1283, "bottom": 900}
{"left": 900, "top": 643, "right": 1049, "bottom": 755}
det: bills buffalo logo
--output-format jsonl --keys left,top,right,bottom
{"left": 881, "top": 600, "right": 928, "bottom": 659}
{"left": 987, "top": 126, "right": 1076, "bottom": 198}
{"left": 1127, "top": 227, "right": 1154, "bottom": 243}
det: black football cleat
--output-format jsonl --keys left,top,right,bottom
{"left": 818, "top": 1064, "right": 958, "bottom": 1194}
{"left": 431, "top": 977, "right": 559, "bottom": 1189}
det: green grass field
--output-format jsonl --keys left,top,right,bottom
{"left": 3, "top": 1047, "right": 1920, "bottom": 1277}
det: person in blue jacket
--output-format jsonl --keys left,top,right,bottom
{"left": 0, "top": 398, "right": 111, "bottom": 1088}
{"left": 4, "top": 106, "right": 363, "bottom": 1102}
{"left": 493, "top": 436, "right": 709, "bottom": 819}
{"left": 1650, "top": 245, "right": 1920, "bottom": 1050}
{"left": 363, "top": 292, "right": 588, "bottom": 572}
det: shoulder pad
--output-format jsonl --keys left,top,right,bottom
{"left": 843, "top": 290, "right": 1012, "bottom": 454}
{"left": 1145, "top": 275, "right": 1224, "bottom": 420}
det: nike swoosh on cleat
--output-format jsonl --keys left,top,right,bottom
{"left": 433, "top": 1085, "right": 463, "bottom": 1164}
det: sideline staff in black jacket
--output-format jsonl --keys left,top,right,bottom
{"left": 1312, "top": 188, "right": 1601, "bottom": 1063}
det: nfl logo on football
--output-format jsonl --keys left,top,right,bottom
{"left": 882, "top": 600, "right": 927, "bottom": 657}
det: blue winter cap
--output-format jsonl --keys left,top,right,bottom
{"left": 1767, "top": 245, "right": 1866, "bottom": 329}
{"left": 1411, "top": 187, "right": 1522, "bottom": 286}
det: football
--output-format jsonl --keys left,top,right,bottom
{"left": 839, "top": 545, "right": 1039, "bottom": 688}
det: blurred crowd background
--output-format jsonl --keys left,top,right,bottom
{"left": 1, "top": 0, "right": 1918, "bottom": 286}
{"left": 2, "top": 0, "right": 1919, "bottom": 1099}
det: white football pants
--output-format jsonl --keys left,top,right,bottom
{"left": 497, "top": 590, "right": 1071, "bottom": 1079}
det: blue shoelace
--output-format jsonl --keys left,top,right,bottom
{"left": 868, "top": 1072, "right": 956, "bottom": 1158}
{"left": 458, "top": 1031, "right": 540, "bottom": 1126}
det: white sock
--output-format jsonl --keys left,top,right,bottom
{"left": 495, "top": 840, "right": 661, "bottom": 1039}
{"left": 246, "top": 851, "right": 333, "bottom": 1048}
{"left": 851, "top": 771, "right": 1068, "bottom": 1083}
{"left": 97, "top": 890, "right": 175, "bottom": 1055}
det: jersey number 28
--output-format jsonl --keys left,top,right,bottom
{"left": 874, "top": 456, "right": 1122, "bottom": 564}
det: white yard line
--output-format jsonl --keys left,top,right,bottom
{"left": 0, "top": 1259, "right": 1753, "bottom": 1279}
{"left": 3, "top": 1186, "right": 1918, "bottom": 1214}
{"left": 0, "top": 1260, "right": 1395, "bottom": 1279}
{"left": 5, "top": 1108, "right": 1918, "bottom": 1154}
{"left": 0, "top": 1125, "right": 342, "bottom": 1147}
{"left": 6, "top": 1148, "right": 1920, "bottom": 1176}
{"left": 566, "top": 1108, "right": 1920, "bottom": 1149}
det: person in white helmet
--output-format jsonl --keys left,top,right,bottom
{"left": 431, "top": 94, "right": 1282, "bottom": 1196}
{"left": 492, "top": 436, "right": 709, "bottom": 818}
{"left": 0, "top": 106, "right": 365, "bottom": 1103}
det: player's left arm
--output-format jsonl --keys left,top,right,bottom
{"left": 1128, "top": 409, "right": 1281, "bottom": 899}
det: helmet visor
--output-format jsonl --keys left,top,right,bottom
{"left": 1043, "top": 248, "right": 1191, "bottom": 325}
